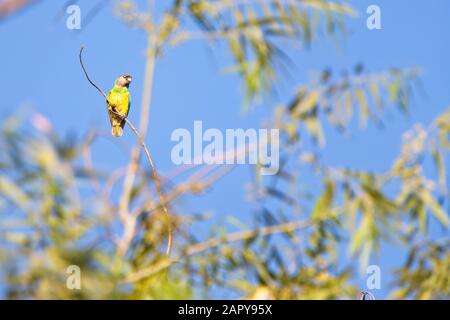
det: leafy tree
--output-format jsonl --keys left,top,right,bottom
{"left": 0, "top": 0, "right": 448, "bottom": 299}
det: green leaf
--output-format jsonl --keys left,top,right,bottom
{"left": 311, "top": 180, "right": 335, "bottom": 220}
{"left": 0, "top": 176, "right": 30, "bottom": 212}
{"left": 420, "top": 190, "right": 449, "bottom": 227}
{"left": 369, "top": 82, "right": 382, "bottom": 110}
{"left": 432, "top": 146, "right": 447, "bottom": 192}
{"left": 355, "top": 88, "right": 369, "bottom": 128}
{"left": 291, "top": 90, "right": 319, "bottom": 118}
{"left": 304, "top": 116, "right": 325, "bottom": 145}
{"left": 349, "top": 216, "right": 369, "bottom": 255}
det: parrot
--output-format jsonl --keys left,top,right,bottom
{"left": 107, "top": 74, "right": 132, "bottom": 137}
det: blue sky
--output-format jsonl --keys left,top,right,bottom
{"left": 0, "top": 0, "right": 449, "bottom": 299}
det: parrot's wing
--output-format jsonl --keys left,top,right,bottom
{"left": 107, "top": 89, "right": 120, "bottom": 126}
{"left": 126, "top": 91, "right": 131, "bottom": 117}
{"left": 107, "top": 90, "right": 115, "bottom": 109}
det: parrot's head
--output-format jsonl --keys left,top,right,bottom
{"left": 116, "top": 74, "right": 132, "bottom": 88}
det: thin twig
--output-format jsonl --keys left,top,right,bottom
{"left": 117, "top": 34, "right": 158, "bottom": 255}
{"left": 140, "top": 164, "right": 233, "bottom": 216}
{"left": 79, "top": 46, "right": 173, "bottom": 257}
{"left": 115, "top": 110, "right": 173, "bottom": 257}
{"left": 79, "top": 47, "right": 107, "bottom": 100}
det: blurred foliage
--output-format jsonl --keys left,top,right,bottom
{"left": 115, "top": 0, "right": 356, "bottom": 104}
{"left": 0, "top": 0, "right": 449, "bottom": 300}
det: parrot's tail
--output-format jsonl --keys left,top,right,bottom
{"left": 111, "top": 125, "right": 123, "bottom": 137}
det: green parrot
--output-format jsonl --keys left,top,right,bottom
{"left": 107, "top": 74, "right": 132, "bottom": 137}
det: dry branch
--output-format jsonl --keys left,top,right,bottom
{"left": 125, "top": 219, "right": 310, "bottom": 283}
{"left": 79, "top": 46, "right": 173, "bottom": 257}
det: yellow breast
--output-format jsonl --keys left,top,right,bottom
{"left": 108, "top": 90, "right": 130, "bottom": 115}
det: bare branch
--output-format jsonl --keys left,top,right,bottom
{"left": 117, "top": 34, "right": 165, "bottom": 256}
{"left": 111, "top": 108, "right": 173, "bottom": 257}
{"left": 78, "top": 46, "right": 172, "bottom": 257}
{"left": 124, "top": 219, "right": 310, "bottom": 283}
{"left": 79, "top": 47, "right": 108, "bottom": 100}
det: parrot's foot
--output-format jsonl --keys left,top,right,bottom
{"left": 112, "top": 108, "right": 125, "bottom": 119}
{"left": 112, "top": 125, "right": 123, "bottom": 137}
{"left": 116, "top": 111, "right": 125, "bottom": 119}
{"left": 108, "top": 104, "right": 125, "bottom": 119}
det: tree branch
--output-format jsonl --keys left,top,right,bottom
{"left": 116, "top": 34, "right": 169, "bottom": 256}
{"left": 124, "top": 219, "right": 311, "bottom": 283}
{"left": 79, "top": 46, "right": 172, "bottom": 257}
{"left": 79, "top": 47, "right": 107, "bottom": 100}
